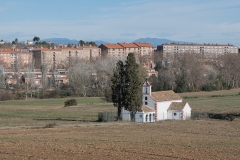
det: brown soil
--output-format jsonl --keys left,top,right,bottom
{"left": 0, "top": 119, "right": 239, "bottom": 160}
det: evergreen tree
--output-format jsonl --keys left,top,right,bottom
{"left": 111, "top": 61, "right": 125, "bottom": 120}
{"left": 174, "top": 73, "right": 187, "bottom": 93}
{"left": 123, "top": 53, "right": 142, "bottom": 121}
{"left": 111, "top": 53, "right": 142, "bottom": 121}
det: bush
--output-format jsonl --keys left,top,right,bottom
{"left": 44, "top": 123, "right": 56, "bottom": 128}
{"left": 201, "top": 84, "right": 216, "bottom": 91}
{"left": 64, "top": 99, "right": 77, "bottom": 107}
{"left": 0, "top": 92, "right": 12, "bottom": 101}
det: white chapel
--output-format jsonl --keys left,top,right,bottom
{"left": 122, "top": 80, "right": 191, "bottom": 122}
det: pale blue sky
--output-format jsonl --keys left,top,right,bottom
{"left": 0, "top": 0, "right": 240, "bottom": 46}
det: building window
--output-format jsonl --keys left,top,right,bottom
{"left": 145, "top": 97, "right": 147, "bottom": 100}
{"left": 174, "top": 113, "right": 177, "bottom": 116}
{"left": 145, "top": 102, "right": 148, "bottom": 105}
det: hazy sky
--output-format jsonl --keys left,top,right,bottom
{"left": 0, "top": 0, "right": 240, "bottom": 46}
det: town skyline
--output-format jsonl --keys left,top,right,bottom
{"left": 1, "top": 0, "right": 240, "bottom": 47}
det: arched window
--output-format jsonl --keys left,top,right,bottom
{"left": 149, "top": 114, "right": 151, "bottom": 122}
{"left": 145, "top": 115, "right": 148, "bottom": 122}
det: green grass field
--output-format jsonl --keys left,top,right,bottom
{"left": 180, "top": 89, "right": 240, "bottom": 113}
{"left": 0, "top": 97, "right": 115, "bottom": 128}
{"left": 0, "top": 89, "right": 240, "bottom": 128}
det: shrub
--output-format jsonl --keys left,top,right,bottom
{"left": 0, "top": 92, "right": 12, "bottom": 101}
{"left": 64, "top": 99, "right": 77, "bottom": 107}
{"left": 211, "top": 95, "right": 224, "bottom": 97}
{"left": 44, "top": 123, "right": 56, "bottom": 128}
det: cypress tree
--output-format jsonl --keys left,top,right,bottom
{"left": 111, "top": 53, "right": 142, "bottom": 121}
{"left": 111, "top": 61, "right": 125, "bottom": 120}
{"left": 123, "top": 53, "right": 142, "bottom": 121}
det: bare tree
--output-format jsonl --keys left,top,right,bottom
{"left": 25, "top": 56, "right": 36, "bottom": 99}
{"left": 219, "top": 54, "right": 240, "bottom": 88}
{"left": 68, "top": 59, "right": 94, "bottom": 96}
{"left": 0, "top": 65, "right": 8, "bottom": 90}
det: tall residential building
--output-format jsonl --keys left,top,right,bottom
{"left": 99, "top": 42, "right": 156, "bottom": 76}
{"left": 31, "top": 45, "right": 101, "bottom": 70}
{"left": 0, "top": 48, "right": 31, "bottom": 70}
{"left": 99, "top": 42, "right": 154, "bottom": 58}
{"left": 155, "top": 43, "right": 239, "bottom": 65}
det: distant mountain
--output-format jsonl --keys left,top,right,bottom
{"left": 133, "top": 38, "right": 194, "bottom": 47}
{"left": 94, "top": 40, "right": 108, "bottom": 46}
{"left": 41, "top": 38, "right": 79, "bottom": 44}
{"left": 39, "top": 37, "right": 194, "bottom": 47}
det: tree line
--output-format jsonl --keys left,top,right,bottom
{"left": 151, "top": 52, "right": 240, "bottom": 92}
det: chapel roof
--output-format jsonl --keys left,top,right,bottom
{"left": 141, "top": 105, "right": 155, "bottom": 113}
{"left": 151, "top": 90, "right": 182, "bottom": 102}
{"left": 168, "top": 102, "right": 187, "bottom": 110}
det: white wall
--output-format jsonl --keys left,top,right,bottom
{"left": 142, "top": 95, "right": 155, "bottom": 110}
{"left": 135, "top": 112, "right": 144, "bottom": 122}
{"left": 122, "top": 109, "right": 131, "bottom": 121}
{"left": 142, "top": 82, "right": 151, "bottom": 95}
{"left": 182, "top": 103, "right": 191, "bottom": 120}
{"left": 167, "top": 110, "right": 182, "bottom": 120}
{"left": 135, "top": 112, "right": 155, "bottom": 123}
{"left": 156, "top": 100, "right": 182, "bottom": 120}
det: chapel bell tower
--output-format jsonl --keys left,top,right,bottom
{"left": 142, "top": 79, "right": 151, "bottom": 95}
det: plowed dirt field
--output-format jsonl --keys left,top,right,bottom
{"left": 0, "top": 119, "right": 239, "bottom": 160}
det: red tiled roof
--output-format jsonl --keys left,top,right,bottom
{"left": 82, "top": 46, "right": 98, "bottom": 48}
{"left": 118, "top": 43, "right": 138, "bottom": 48}
{"left": 134, "top": 42, "right": 154, "bottom": 47}
{"left": 61, "top": 47, "right": 81, "bottom": 51}
{"left": 151, "top": 90, "right": 182, "bottom": 102}
{"left": 102, "top": 44, "right": 124, "bottom": 49}
{"left": 33, "top": 48, "right": 60, "bottom": 51}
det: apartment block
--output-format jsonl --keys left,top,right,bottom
{"left": 99, "top": 42, "right": 156, "bottom": 76}
{"left": 0, "top": 48, "right": 31, "bottom": 70}
{"left": 31, "top": 45, "right": 101, "bottom": 70}
{"left": 155, "top": 43, "right": 239, "bottom": 65}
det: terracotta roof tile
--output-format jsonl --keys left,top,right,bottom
{"left": 118, "top": 43, "right": 138, "bottom": 48}
{"left": 168, "top": 102, "right": 187, "bottom": 110}
{"left": 134, "top": 42, "right": 154, "bottom": 47}
{"left": 151, "top": 90, "right": 182, "bottom": 102}
{"left": 33, "top": 48, "right": 60, "bottom": 51}
{"left": 82, "top": 46, "right": 98, "bottom": 48}
{"left": 102, "top": 44, "right": 124, "bottom": 49}
{"left": 61, "top": 47, "right": 81, "bottom": 51}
